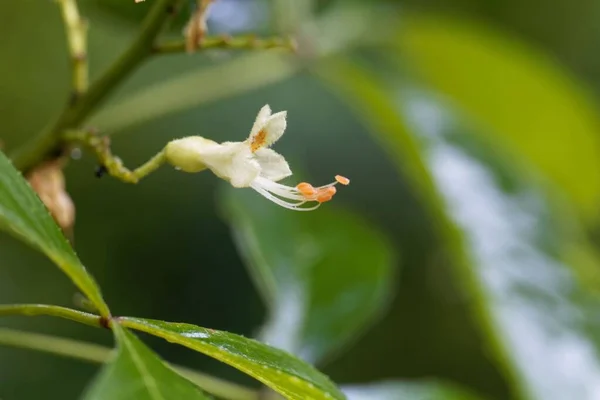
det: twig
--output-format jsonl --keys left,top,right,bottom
{"left": 56, "top": 0, "right": 88, "bottom": 98}
{"left": 64, "top": 130, "right": 166, "bottom": 183}
{"left": 10, "top": 0, "right": 183, "bottom": 174}
{"left": 10, "top": 0, "right": 296, "bottom": 177}
{"left": 155, "top": 34, "right": 297, "bottom": 54}
{"left": 0, "top": 304, "right": 103, "bottom": 328}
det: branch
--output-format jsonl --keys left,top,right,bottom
{"left": 0, "top": 304, "right": 104, "bottom": 328}
{"left": 63, "top": 130, "right": 166, "bottom": 183}
{"left": 155, "top": 34, "right": 297, "bottom": 54}
{"left": 0, "top": 327, "right": 259, "bottom": 400}
{"left": 56, "top": 0, "right": 88, "bottom": 97}
{"left": 10, "top": 0, "right": 182, "bottom": 173}
{"left": 10, "top": 0, "right": 296, "bottom": 177}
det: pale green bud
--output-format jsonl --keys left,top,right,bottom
{"left": 164, "top": 136, "right": 213, "bottom": 173}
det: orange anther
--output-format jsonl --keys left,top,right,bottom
{"left": 296, "top": 182, "right": 316, "bottom": 197}
{"left": 316, "top": 186, "right": 336, "bottom": 203}
{"left": 318, "top": 186, "right": 336, "bottom": 196}
{"left": 335, "top": 175, "right": 350, "bottom": 185}
{"left": 316, "top": 194, "right": 333, "bottom": 203}
{"left": 250, "top": 129, "right": 267, "bottom": 152}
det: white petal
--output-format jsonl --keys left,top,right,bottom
{"left": 255, "top": 148, "right": 292, "bottom": 182}
{"left": 262, "top": 111, "right": 287, "bottom": 147}
{"left": 248, "top": 110, "right": 287, "bottom": 152}
{"left": 193, "top": 141, "right": 244, "bottom": 181}
{"left": 229, "top": 150, "right": 261, "bottom": 188}
{"left": 249, "top": 104, "right": 272, "bottom": 139}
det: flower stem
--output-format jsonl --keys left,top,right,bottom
{"left": 0, "top": 304, "right": 103, "bottom": 328}
{"left": 0, "top": 327, "right": 259, "bottom": 400}
{"left": 10, "top": 0, "right": 182, "bottom": 174}
{"left": 64, "top": 130, "right": 166, "bottom": 183}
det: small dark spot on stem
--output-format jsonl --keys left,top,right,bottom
{"left": 95, "top": 165, "right": 107, "bottom": 178}
{"left": 166, "top": 4, "right": 176, "bottom": 14}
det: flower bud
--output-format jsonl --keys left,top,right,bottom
{"left": 164, "top": 136, "right": 214, "bottom": 173}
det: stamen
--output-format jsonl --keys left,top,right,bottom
{"left": 316, "top": 194, "right": 333, "bottom": 203}
{"left": 250, "top": 129, "right": 267, "bottom": 152}
{"left": 315, "top": 187, "right": 336, "bottom": 203}
{"left": 251, "top": 175, "right": 348, "bottom": 211}
{"left": 335, "top": 175, "right": 350, "bottom": 185}
{"left": 251, "top": 182, "right": 320, "bottom": 211}
{"left": 296, "top": 182, "right": 316, "bottom": 196}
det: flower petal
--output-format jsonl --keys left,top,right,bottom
{"left": 229, "top": 149, "right": 261, "bottom": 188}
{"left": 262, "top": 111, "right": 287, "bottom": 147}
{"left": 255, "top": 148, "right": 292, "bottom": 181}
{"left": 249, "top": 104, "right": 272, "bottom": 139}
{"left": 190, "top": 141, "right": 241, "bottom": 180}
{"left": 249, "top": 111, "right": 287, "bottom": 152}
{"left": 187, "top": 140, "right": 260, "bottom": 187}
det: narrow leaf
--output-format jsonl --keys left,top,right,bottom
{"left": 83, "top": 324, "right": 211, "bottom": 400}
{"left": 317, "top": 59, "right": 600, "bottom": 400}
{"left": 397, "top": 14, "right": 600, "bottom": 219}
{"left": 118, "top": 317, "right": 346, "bottom": 400}
{"left": 92, "top": 53, "right": 298, "bottom": 134}
{"left": 220, "top": 187, "right": 395, "bottom": 363}
{"left": 0, "top": 150, "right": 108, "bottom": 315}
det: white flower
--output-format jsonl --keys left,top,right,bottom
{"left": 165, "top": 104, "right": 349, "bottom": 211}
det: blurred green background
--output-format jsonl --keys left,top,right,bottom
{"left": 3, "top": 0, "right": 600, "bottom": 399}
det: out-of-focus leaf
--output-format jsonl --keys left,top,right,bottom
{"left": 0, "top": 150, "right": 109, "bottom": 316}
{"left": 317, "top": 59, "right": 600, "bottom": 400}
{"left": 83, "top": 324, "right": 211, "bottom": 400}
{"left": 397, "top": 14, "right": 600, "bottom": 219}
{"left": 92, "top": 53, "right": 299, "bottom": 134}
{"left": 342, "top": 380, "right": 482, "bottom": 400}
{"left": 118, "top": 317, "right": 346, "bottom": 400}
{"left": 220, "top": 186, "right": 395, "bottom": 363}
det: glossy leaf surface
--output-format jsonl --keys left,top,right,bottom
{"left": 83, "top": 324, "right": 211, "bottom": 400}
{"left": 119, "top": 317, "right": 346, "bottom": 400}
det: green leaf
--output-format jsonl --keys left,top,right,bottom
{"left": 118, "top": 317, "right": 346, "bottom": 400}
{"left": 219, "top": 186, "right": 395, "bottom": 363}
{"left": 83, "top": 324, "right": 212, "bottom": 400}
{"left": 396, "top": 14, "right": 600, "bottom": 219}
{"left": 317, "top": 59, "right": 600, "bottom": 400}
{"left": 342, "top": 380, "right": 482, "bottom": 400}
{"left": 92, "top": 53, "right": 299, "bottom": 134}
{"left": 0, "top": 150, "right": 109, "bottom": 316}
